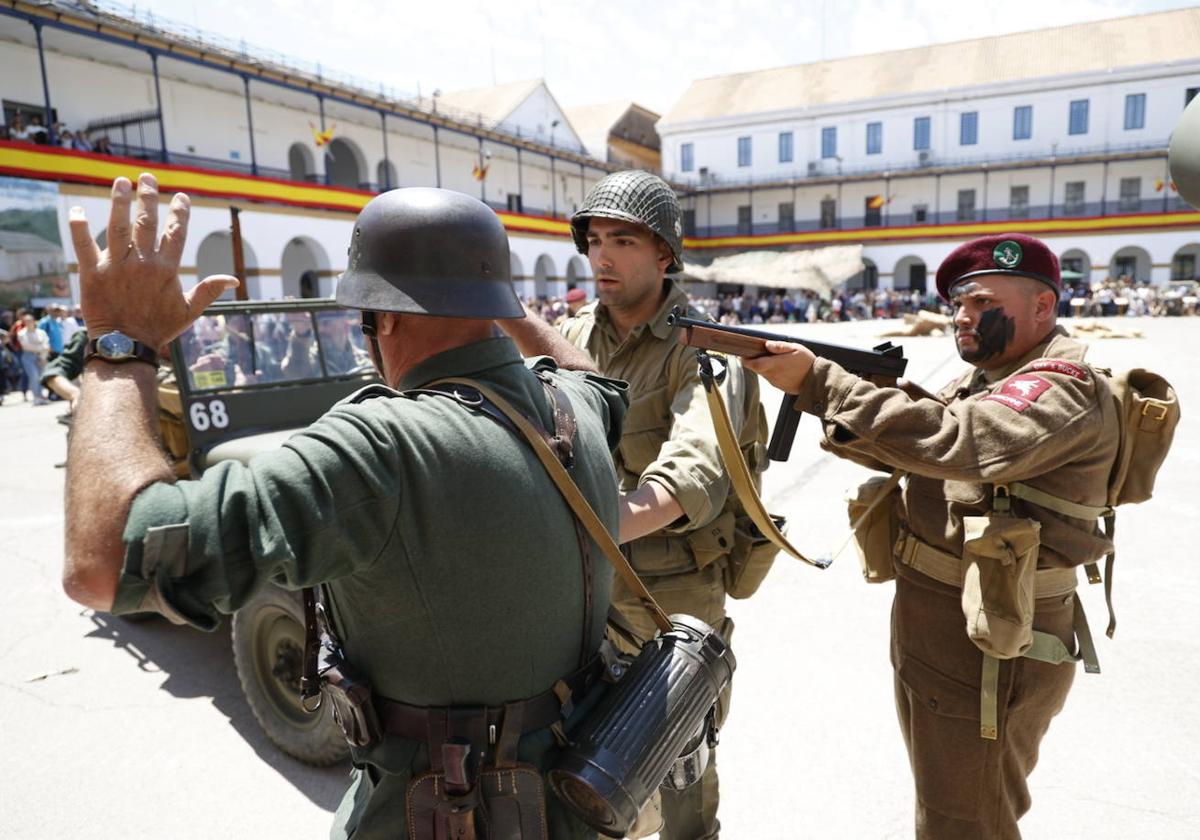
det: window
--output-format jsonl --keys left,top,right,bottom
{"left": 821, "top": 126, "right": 837, "bottom": 159}
{"left": 1124, "top": 94, "right": 1146, "bottom": 130}
{"left": 737, "top": 204, "right": 752, "bottom": 234}
{"left": 956, "top": 189, "right": 976, "bottom": 222}
{"left": 1064, "top": 181, "right": 1086, "bottom": 215}
{"left": 1009, "top": 185, "right": 1030, "bottom": 219}
{"left": 960, "top": 111, "right": 979, "bottom": 146}
{"left": 1172, "top": 253, "right": 1196, "bottom": 281}
{"left": 864, "top": 196, "right": 882, "bottom": 227}
{"left": 913, "top": 203, "right": 928, "bottom": 224}
{"left": 506, "top": 193, "right": 523, "bottom": 213}
{"left": 682, "top": 208, "right": 697, "bottom": 237}
{"left": 1013, "top": 105, "right": 1032, "bottom": 140}
{"left": 778, "top": 132, "right": 794, "bottom": 163}
{"left": 1118, "top": 177, "right": 1141, "bottom": 212}
{"left": 778, "top": 202, "right": 795, "bottom": 232}
{"left": 737, "top": 136, "right": 752, "bottom": 167}
{"left": 680, "top": 142, "right": 694, "bottom": 172}
{"left": 1114, "top": 255, "right": 1138, "bottom": 278}
{"left": 1068, "top": 100, "right": 1089, "bottom": 135}
{"left": 866, "top": 122, "right": 882, "bottom": 155}
{"left": 819, "top": 197, "right": 837, "bottom": 229}
{"left": 913, "top": 117, "right": 931, "bottom": 151}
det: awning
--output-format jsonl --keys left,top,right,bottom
{"left": 681, "top": 245, "right": 864, "bottom": 298}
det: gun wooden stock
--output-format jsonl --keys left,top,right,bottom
{"left": 666, "top": 307, "right": 909, "bottom": 462}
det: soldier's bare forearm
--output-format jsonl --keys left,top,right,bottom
{"left": 618, "top": 480, "right": 685, "bottom": 544}
{"left": 63, "top": 362, "right": 173, "bottom": 610}
{"left": 498, "top": 307, "right": 598, "bottom": 372}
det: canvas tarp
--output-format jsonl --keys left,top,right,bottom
{"left": 681, "top": 245, "right": 864, "bottom": 298}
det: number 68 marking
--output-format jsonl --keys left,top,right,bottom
{"left": 189, "top": 399, "right": 230, "bottom": 431}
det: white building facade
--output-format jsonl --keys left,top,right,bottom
{"left": 660, "top": 9, "right": 1200, "bottom": 292}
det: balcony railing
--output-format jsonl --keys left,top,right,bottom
{"left": 674, "top": 138, "right": 1172, "bottom": 191}
{"left": 691, "top": 197, "right": 1193, "bottom": 238}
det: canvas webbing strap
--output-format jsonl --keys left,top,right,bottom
{"left": 432, "top": 377, "right": 673, "bottom": 635}
{"left": 696, "top": 354, "right": 830, "bottom": 570}
{"left": 980, "top": 655, "right": 1000, "bottom": 740}
{"left": 895, "top": 532, "right": 1080, "bottom": 599}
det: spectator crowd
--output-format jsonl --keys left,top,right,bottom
{"left": 1, "top": 111, "right": 114, "bottom": 153}
{"left": 1, "top": 304, "right": 84, "bottom": 406}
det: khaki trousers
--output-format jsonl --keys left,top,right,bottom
{"left": 611, "top": 561, "right": 730, "bottom": 840}
{"left": 891, "top": 563, "right": 1077, "bottom": 840}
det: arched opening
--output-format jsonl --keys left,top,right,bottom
{"left": 196, "top": 231, "right": 260, "bottom": 299}
{"left": 326, "top": 137, "right": 367, "bottom": 189}
{"left": 534, "top": 254, "right": 560, "bottom": 300}
{"left": 376, "top": 159, "right": 398, "bottom": 192}
{"left": 1109, "top": 245, "right": 1151, "bottom": 283}
{"left": 1059, "top": 248, "right": 1092, "bottom": 292}
{"left": 288, "top": 142, "right": 315, "bottom": 182}
{"left": 510, "top": 252, "right": 533, "bottom": 301}
{"left": 1170, "top": 243, "right": 1200, "bottom": 282}
{"left": 281, "top": 237, "right": 331, "bottom": 299}
{"left": 892, "top": 255, "right": 927, "bottom": 292}
{"left": 844, "top": 257, "right": 878, "bottom": 291}
{"left": 565, "top": 255, "right": 593, "bottom": 297}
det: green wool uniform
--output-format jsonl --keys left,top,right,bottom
{"left": 40, "top": 327, "right": 87, "bottom": 385}
{"left": 110, "top": 337, "right": 628, "bottom": 840}
{"left": 794, "top": 326, "right": 1118, "bottom": 839}
{"left": 562, "top": 283, "right": 767, "bottom": 840}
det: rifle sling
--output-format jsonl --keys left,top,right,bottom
{"left": 699, "top": 360, "right": 831, "bottom": 570}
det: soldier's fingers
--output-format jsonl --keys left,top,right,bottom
{"left": 106, "top": 177, "right": 134, "bottom": 257}
{"left": 158, "top": 192, "right": 190, "bottom": 267}
{"left": 185, "top": 275, "right": 240, "bottom": 321}
{"left": 67, "top": 206, "right": 100, "bottom": 276}
{"left": 132, "top": 173, "right": 160, "bottom": 256}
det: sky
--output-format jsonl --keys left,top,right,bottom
{"left": 146, "top": 0, "right": 1198, "bottom": 117}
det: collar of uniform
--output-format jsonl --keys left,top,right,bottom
{"left": 397, "top": 336, "right": 523, "bottom": 391}
{"left": 593, "top": 282, "right": 688, "bottom": 343}
{"left": 981, "top": 325, "right": 1075, "bottom": 383}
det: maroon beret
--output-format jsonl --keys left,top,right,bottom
{"left": 565, "top": 288, "right": 587, "bottom": 303}
{"left": 935, "top": 233, "right": 1061, "bottom": 301}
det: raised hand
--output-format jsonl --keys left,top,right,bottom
{"left": 68, "top": 173, "right": 239, "bottom": 350}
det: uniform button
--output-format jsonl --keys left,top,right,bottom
{"left": 928, "top": 697, "right": 939, "bottom": 711}
{"left": 812, "top": 402, "right": 825, "bottom": 414}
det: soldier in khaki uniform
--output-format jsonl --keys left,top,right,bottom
{"left": 747, "top": 233, "right": 1120, "bottom": 839}
{"left": 506, "top": 170, "right": 768, "bottom": 840}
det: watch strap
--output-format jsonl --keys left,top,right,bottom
{"left": 84, "top": 334, "right": 159, "bottom": 367}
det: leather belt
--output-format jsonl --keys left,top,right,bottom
{"left": 895, "top": 532, "right": 1078, "bottom": 598}
{"left": 375, "top": 654, "right": 604, "bottom": 741}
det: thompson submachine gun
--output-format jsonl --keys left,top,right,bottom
{"left": 666, "top": 306, "right": 908, "bottom": 461}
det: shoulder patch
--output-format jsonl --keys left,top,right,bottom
{"left": 983, "top": 393, "right": 1032, "bottom": 413}
{"left": 1027, "top": 359, "right": 1089, "bottom": 382}
{"left": 999, "top": 374, "right": 1051, "bottom": 403}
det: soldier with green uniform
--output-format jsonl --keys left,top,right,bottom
{"left": 61, "top": 174, "right": 628, "bottom": 840}
{"left": 747, "top": 233, "right": 1121, "bottom": 839}
{"left": 506, "top": 170, "right": 768, "bottom": 840}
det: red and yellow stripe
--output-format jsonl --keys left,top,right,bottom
{"left": 0, "top": 140, "right": 571, "bottom": 238}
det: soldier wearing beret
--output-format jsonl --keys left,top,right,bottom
{"left": 747, "top": 233, "right": 1120, "bottom": 838}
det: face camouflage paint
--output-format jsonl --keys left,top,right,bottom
{"left": 958, "top": 306, "right": 1015, "bottom": 363}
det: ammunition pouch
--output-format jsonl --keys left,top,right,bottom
{"left": 407, "top": 763, "right": 549, "bottom": 840}
{"left": 724, "top": 513, "right": 784, "bottom": 599}
{"left": 846, "top": 473, "right": 903, "bottom": 584}
{"left": 961, "top": 515, "right": 1041, "bottom": 660}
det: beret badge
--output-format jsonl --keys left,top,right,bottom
{"left": 993, "top": 240, "right": 1023, "bottom": 269}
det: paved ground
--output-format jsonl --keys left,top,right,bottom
{"left": 2, "top": 316, "right": 1198, "bottom": 839}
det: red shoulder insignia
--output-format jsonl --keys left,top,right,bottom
{"left": 1000, "top": 374, "right": 1051, "bottom": 403}
{"left": 984, "top": 393, "right": 1032, "bottom": 412}
{"left": 1027, "top": 359, "right": 1089, "bottom": 382}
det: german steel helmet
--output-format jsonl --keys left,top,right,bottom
{"left": 1170, "top": 93, "right": 1200, "bottom": 210}
{"left": 570, "top": 170, "right": 684, "bottom": 273}
{"left": 337, "top": 187, "right": 524, "bottom": 318}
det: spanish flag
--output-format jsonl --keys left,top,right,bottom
{"left": 472, "top": 163, "right": 490, "bottom": 181}
{"left": 867, "top": 194, "right": 887, "bottom": 209}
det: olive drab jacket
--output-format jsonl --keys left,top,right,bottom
{"left": 561, "top": 284, "right": 768, "bottom": 578}
{"left": 794, "top": 326, "right": 1120, "bottom": 570}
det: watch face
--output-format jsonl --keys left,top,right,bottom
{"left": 98, "top": 332, "right": 135, "bottom": 360}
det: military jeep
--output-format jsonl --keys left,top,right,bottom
{"left": 166, "top": 297, "right": 378, "bottom": 765}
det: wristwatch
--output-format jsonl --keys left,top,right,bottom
{"left": 84, "top": 331, "right": 159, "bottom": 367}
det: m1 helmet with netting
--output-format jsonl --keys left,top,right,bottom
{"left": 570, "top": 170, "right": 684, "bottom": 273}
{"left": 336, "top": 187, "right": 523, "bottom": 319}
